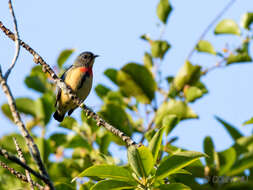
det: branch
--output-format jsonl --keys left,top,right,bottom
{"left": 13, "top": 138, "right": 34, "bottom": 190}
{"left": 0, "top": 70, "right": 54, "bottom": 189}
{"left": 0, "top": 161, "right": 44, "bottom": 190}
{"left": 202, "top": 59, "right": 226, "bottom": 75}
{"left": 186, "top": 0, "right": 237, "bottom": 60}
{"left": 0, "top": 21, "right": 139, "bottom": 148}
{"left": 0, "top": 147, "right": 48, "bottom": 184}
{"left": 4, "top": 0, "right": 20, "bottom": 80}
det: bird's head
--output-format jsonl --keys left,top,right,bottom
{"left": 74, "top": 51, "right": 99, "bottom": 68}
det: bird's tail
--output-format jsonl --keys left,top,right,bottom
{"left": 53, "top": 110, "right": 65, "bottom": 122}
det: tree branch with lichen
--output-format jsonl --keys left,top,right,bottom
{"left": 0, "top": 21, "right": 139, "bottom": 147}
{"left": 0, "top": 161, "right": 44, "bottom": 190}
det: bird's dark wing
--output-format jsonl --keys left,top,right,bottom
{"left": 55, "top": 66, "right": 72, "bottom": 107}
{"left": 77, "top": 72, "right": 90, "bottom": 90}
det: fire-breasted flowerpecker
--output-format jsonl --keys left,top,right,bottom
{"left": 53, "top": 51, "right": 98, "bottom": 122}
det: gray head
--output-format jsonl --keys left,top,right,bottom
{"left": 74, "top": 51, "right": 99, "bottom": 67}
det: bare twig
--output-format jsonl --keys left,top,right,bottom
{"left": 13, "top": 138, "right": 34, "bottom": 190}
{"left": 0, "top": 21, "right": 138, "bottom": 147}
{"left": 4, "top": 0, "right": 20, "bottom": 80}
{"left": 0, "top": 161, "right": 44, "bottom": 190}
{"left": 0, "top": 147, "right": 48, "bottom": 183}
{"left": 186, "top": 0, "right": 237, "bottom": 60}
{"left": 0, "top": 69, "right": 54, "bottom": 189}
{"left": 202, "top": 59, "right": 226, "bottom": 75}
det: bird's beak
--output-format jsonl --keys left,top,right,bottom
{"left": 93, "top": 55, "right": 99, "bottom": 58}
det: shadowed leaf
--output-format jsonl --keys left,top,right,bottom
{"left": 91, "top": 180, "right": 135, "bottom": 190}
{"left": 157, "top": 0, "right": 173, "bottom": 24}
{"left": 158, "top": 183, "right": 191, "bottom": 190}
{"left": 241, "top": 12, "right": 253, "bottom": 30}
{"left": 117, "top": 63, "right": 156, "bottom": 104}
{"left": 156, "top": 151, "right": 205, "bottom": 180}
{"left": 104, "top": 68, "right": 118, "bottom": 85}
{"left": 151, "top": 40, "right": 170, "bottom": 59}
{"left": 215, "top": 116, "right": 243, "bottom": 141}
{"left": 155, "top": 100, "right": 198, "bottom": 127}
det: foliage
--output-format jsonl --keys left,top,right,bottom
{"left": 1, "top": 1, "right": 253, "bottom": 190}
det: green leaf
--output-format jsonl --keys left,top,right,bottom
{"left": 157, "top": 0, "right": 173, "bottom": 24}
{"left": 0, "top": 133, "right": 27, "bottom": 153}
{"left": 117, "top": 63, "right": 156, "bottom": 104}
{"left": 35, "top": 137, "right": 51, "bottom": 163}
{"left": 1, "top": 103, "right": 14, "bottom": 121}
{"left": 222, "top": 182, "right": 253, "bottom": 190}
{"left": 196, "top": 40, "right": 216, "bottom": 55}
{"left": 16, "top": 98, "right": 36, "bottom": 116}
{"left": 185, "top": 86, "right": 203, "bottom": 103}
{"left": 218, "top": 147, "right": 236, "bottom": 175}
{"left": 1, "top": 98, "right": 37, "bottom": 122}
{"left": 144, "top": 129, "right": 156, "bottom": 142}
{"left": 95, "top": 84, "right": 111, "bottom": 99}
{"left": 55, "top": 183, "right": 75, "bottom": 190}
{"left": 173, "top": 61, "right": 201, "bottom": 91}
{"left": 155, "top": 151, "right": 205, "bottom": 180}
{"left": 241, "top": 12, "right": 253, "bottom": 29}
{"left": 99, "top": 103, "right": 132, "bottom": 138}
{"left": 226, "top": 52, "right": 252, "bottom": 65}
{"left": 204, "top": 136, "right": 218, "bottom": 168}
{"left": 49, "top": 133, "right": 67, "bottom": 151}
{"left": 104, "top": 68, "right": 118, "bottom": 85}
{"left": 162, "top": 114, "right": 179, "bottom": 135}
{"left": 60, "top": 116, "right": 79, "bottom": 130}
{"left": 227, "top": 152, "right": 253, "bottom": 176}
{"left": 104, "top": 91, "right": 125, "bottom": 106}
{"left": 151, "top": 40, "right": 171, "bottom": 59}
{"left": 158, "top": 183, "right": 191, "bottom": 190}
{"left": 127, "top": 146, "right": 154, "bottom": 178}
{"left": 91, "top": 180, "right": 135, "bottom": 190}
{"left": 57, "top": 49, "right": 75, "bottom": 68}
{"left": 148, "top": 127, "right": 165, "bottom": 163}
{"left": 98, "top": 134, "right": 111, "bottom": 154}
{"left": 143, "top": 52, "right": 153, "bottom": 69}
{"left": 233, "top": 135, "right": 253, "bottom": 155}
{"left": 215, "top": 116, "right": 243, "bottom": 141}
{"left": 35, "top": 93, "right": 55, "bottom": 126}
{"left": 155, "top": 100, "right": 198, "bottom": 127}
{"left": 243, "top": 117, "right": 253, "bottom": 126}
{"left": 172, "top": 169, "right": 192, "bottom": 175}
{"left": 140, "top": 34, "right": 151, "bottom": 41}
{"left": 136, "top": 146, "right": 154, "bottom": 177}
{"left": 166, "top": 76, "right": 174, "bottom": 84}
{"left": 25, "top": 76, "right": 47, "bottom": 93}
{"left": 74, "top": 165, "right": 135, "bottom": 182}
{"left": 183, "top": 159, "right": 205, "bottom": 177}
{"left": 65, "top": 134, "right": 92, "bottom": 151}
{"left": 214, "top": 19, "right": 240, "bottom": 35}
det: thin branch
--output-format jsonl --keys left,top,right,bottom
{"left": 4, "top": 0, "right": 20, "bottom": 80}
{"left": 0, "top": 21, "right": 139, "bottom": 148}
{"left": 0, "top": 147, "right": 48, "bottom": 183}
{"left": 202, "top": 59, "right": 226, "bottom": 75}
{"left": 13, "top": 137, "right": 35, "bottom": 190}
{"left": 0, "top": 69, "right": 54, "bottom": 189}
{"left": 186, "top": 0, "right": 237, "bottom": 60}
{"left": 0, "top": 161, "right": 44, "bottom": 190}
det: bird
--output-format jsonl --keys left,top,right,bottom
{"left": 53, "top": 51, "right": 98, "bottom": 122}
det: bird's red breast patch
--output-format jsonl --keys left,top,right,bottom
{"left": 80, "top": 67, "right": 93, "bottom": 76}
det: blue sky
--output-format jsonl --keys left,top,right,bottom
{"left": 0, "top": 0, "right": 252, "bottom": 161}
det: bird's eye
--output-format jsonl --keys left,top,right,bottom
{"left": 84, "top": 55, "right": 88, "bottom": 59}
